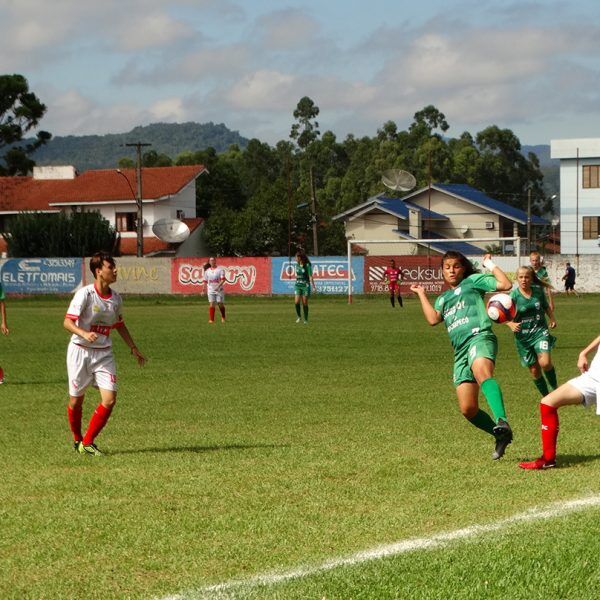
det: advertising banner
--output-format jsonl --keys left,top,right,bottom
{"left": 272, "top": 256, "right": 364, "bottom": 295}
{"left": 366, "top": 255, "right": 521, "bottom": 295}
{"left": 172, "top": 257, "right": 271, "bottom": 294}
{"left": 0, "top": 258, "right": 83, "bottom": 294}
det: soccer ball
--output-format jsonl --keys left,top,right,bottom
{"left": 486, "top": 293, "right": 516, "bottom": 323}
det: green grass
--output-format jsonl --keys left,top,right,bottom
{"left": 0, "top": 294, "right": 599, "bottom": 599}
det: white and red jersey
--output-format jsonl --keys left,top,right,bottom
{"left": 384, "top": 266, "right": 402, "bottom": 285}
{"left": 65, "top": 284, "right": 124, "bottom": 349}
{"left": 204, "top": 266, "right": 226, "bottom": 294}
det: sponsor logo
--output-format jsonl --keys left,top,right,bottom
{"left": 178, "top": 264, "right": 257, "bottom": 291}
{"left": 279, "top": 261, "right": 354, "bottom": 281}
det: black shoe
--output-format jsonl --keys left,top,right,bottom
{"left": 492, "top": 418, "right": 513, "bottom": 460}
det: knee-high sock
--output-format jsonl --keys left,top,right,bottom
{"left": 467, "top": 409, "right": 496, "bottom": 436}
{"left": 219, "top": 305, "right": 226, "bottom": 319}
{"left": 303, "top": 304, "right": 309, "bottom": 320}
{"left": 480, "top": 378, "right": 507, "bottom": 422}
{"left": 533, "top": 376, "right": 549, "bottom": 396}
{"left": 545, "top": 367, "right": 558, "bottom": 390}
{"left": 390, "top": 295, "right": 395, "bottom": 307}
{"left": 83, "top": 404, "right": 113, "bottom": 445}
{"left": 540, "top": 403, "right": 559, "bottom": 462}
{"left": 209, "top": 306, "right": 216, "bottom": 321}
{"left": 67, "top": 405, "right": 83, "bottom": 442}
{"left": 295, "top": 303, "right": 301, "bottom": 318}
{"left": 398, "top": 294, "right": 403, "bottom": 307}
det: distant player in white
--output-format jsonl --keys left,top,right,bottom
{"left": 520, "top": 333, "right": 600, "bottom": 470}
{"left": 64, "top": 252, "right": 146, "bottom": 456}
{"left": 203, "top": 256, "right": 226, "bottom": 323}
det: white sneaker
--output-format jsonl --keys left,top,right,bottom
{"left": 296, "top": 317, "right": 301, "bottom": 323}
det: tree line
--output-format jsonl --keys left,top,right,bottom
{"left": 1, "top": 74, "right": 548, "bottom": 257}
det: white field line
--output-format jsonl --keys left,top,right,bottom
{"left": 160, "top": 495, "right": 600, "bottom": 600}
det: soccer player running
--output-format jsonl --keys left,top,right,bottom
{"left": 203, "top": 257, "right": 227, "bottom": 323}
{"left": 383, "top": 258, "right": 403, "bottom": 308}
{"left": 294, "top": 252, "right": 316, "bottom": 323}
{"left": 506, "top": 266, "right": 557, "bottom": 397}
{"left": 64, "top": 252, "right": 146, "bottom": 456}
{"left": 529, "top": 251, "right": 555, "bottom": 312}
{"left": 520, "top": 333, "right": 600, "bottom": 470}
{"left": 411, "top": 252, "right": 514, "bottom": 460}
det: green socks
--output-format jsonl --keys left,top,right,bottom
{"left": 534, "top": 376, "right": 549, "bottom": 396}
{"left": 480, "top": 378, "right": 507, "bottom": 422}
{"left": 468, "top": 409, "right": 496, "bottom": 436}
{"left": 545, "top": 367, "right": 557, "bottom": 390}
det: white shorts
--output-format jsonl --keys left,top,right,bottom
{"left": 67, "top": 342, "right": 117, "bottom": 397}
{"left": 208, "top": 291, "right": 224, "bottom": 303}
{"left": 568, "top": 372, "right": 600, "bottom": 414}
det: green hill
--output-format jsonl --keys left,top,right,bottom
{"left": 29, "top": 122, "right": 249, "bottom": 171}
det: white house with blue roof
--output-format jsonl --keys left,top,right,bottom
{"left": 333, "top": 183, "right": 547, "bottom": 255}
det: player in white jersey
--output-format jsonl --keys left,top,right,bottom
{"left": 520, "top": 333, "right": 600, "bottom": 470}
{"left": 64, "top": 252, "right": 146, "bottom": 456}
{"left": 203, "top": 256, "right": 226, "bottom": 323}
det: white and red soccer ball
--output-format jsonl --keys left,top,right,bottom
{"left": 486, "top": 293, "right": 516, "bottom": 323}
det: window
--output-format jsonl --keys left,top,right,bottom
{"left": 115, "top": 212, "right": 136, "bottom": 232}
{"left": 582, "top": 216, "right": 600, "bottom": 239}
{"left": 582, "top": 165, "right": 600, "bottom": 188}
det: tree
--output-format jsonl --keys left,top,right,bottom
{"left": 0, "top": 74, "right": 51, "bottom": 175}
{"left": 290, "top": 96, "right": 320, "bottom": 150}
{"left": 3, "top": 211, "right": 116, "bottom": 257}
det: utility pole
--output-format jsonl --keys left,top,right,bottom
{"left": 526, "top": 187, "right": 532, "bottom": 255}
{"left": 125, "top": 142, "right": 152, "bottom": 257}
{"left": 309, "top": 165, "right": 319, "bottom": 256}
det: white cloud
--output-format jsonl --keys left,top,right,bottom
{"left": 113, "top": 12, "right": 195, "bottom": 51}
{"left": 255, "top": 9, "right": 321, "bottom": 50}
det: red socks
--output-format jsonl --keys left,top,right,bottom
{"left": 209, "top": 306, "right": 216, "bottom": 321}
{"left": 67, "top": 405, "right": 83, "bottom": 442}
{"left": 82, "top": 403, "right": 113, "bottom": 445}
{"left": 540, "top": 403, "right": 559, "bottom": 462}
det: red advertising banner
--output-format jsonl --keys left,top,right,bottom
{"left": 365, "top": 255, "right": 448, "bottom": 295}
{"left": 171, "top": 257, "right": 271, "bottom": 295}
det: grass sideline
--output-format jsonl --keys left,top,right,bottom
{"left": 0, "top": 294, "right": 599, "bottom": 599}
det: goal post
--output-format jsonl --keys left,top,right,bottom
{"left": 346, "top": 236, "right": 522, "bottom": 303}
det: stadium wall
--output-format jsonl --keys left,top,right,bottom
{"left": 0, "top": 255, "right": 598, "bottom": 295}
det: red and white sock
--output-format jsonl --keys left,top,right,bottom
{"left": 67, "top": 405, "right": 83, "bottom": 442}
{"left": 82, "top": 404, "right": 113, "bottom": 445}
{"left": 540, "top": 403, "right": 559, "bottom": 462}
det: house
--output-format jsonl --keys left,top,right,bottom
{"left": 0, "top": 164, "right": 208, "bottom": 256}
{"left": 333, "top": 183, "right": 548, "bottom": 255}
{"left": 550, "top": 138, "right": 600, "bottom": 255}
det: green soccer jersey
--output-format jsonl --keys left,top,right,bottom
{"left": 510, "top": 285, "right": 549, "bottom": 341}
{"left": 434, "top": 273, "right": 498, "bottom": 352}
{"left": 534, "top": 266, "right": 550, "bottom": 285}
{"left": 295, "top": 263, "right": 312, "bottom": 286}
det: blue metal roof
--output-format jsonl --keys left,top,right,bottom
{"left": 377, "top": 196, "right": 448, "bottom": 221}
{"left": 395, "top": 230, "right": 487, "bottom": 255}
{"left": 433, "top": 183, "right": 548, "bottom": 225}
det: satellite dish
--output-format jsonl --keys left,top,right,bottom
{"left": 152, "top": 218, "right": 190, "bottom": 243}
{"left": 382, "top": 169, "right": 417, "bottom": 192}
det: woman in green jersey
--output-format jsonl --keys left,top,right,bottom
{"left": 506, "top": 266, "right": 557, "bottom": 397}
{"left": 294, "top": 252, "right": 316, "bottom": 323}
{"left": 411, "top": 252, "right": 514, "bottom": 460}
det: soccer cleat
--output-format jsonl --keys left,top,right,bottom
{"left": 208, "top": 320, "right": 215, "bottom": 324}
{"left": 73, "top": 441, "right": 82, "bottom": 452}
{"left": 79, "top": 443, "right": 104, "bottom": 457}
{"left": 296, "top": 317, "right": 301, "bottom": 323}
{"left": 492, "top": 418, "right": 513, "bottom": 460}
{"left": 519, "top": 457, "right": 556, "bottom": 470}
{"left": 221, "top": 318, "right": 226, "bottom": 323}
{"left": 303, "top": 320, "right": 308, "bottom": 324}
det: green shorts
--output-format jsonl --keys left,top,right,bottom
{"left": 515, "top": 331, "right": 556, "bottom": 367}
{"left": 294, "top": 284, "right": 311, "bottom": 297}
{"left": 452, "top": 331, "right": 498, "bottom": 387}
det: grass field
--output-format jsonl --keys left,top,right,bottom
{"left": 0, "top": 294, "right": 599, "bottom": 599}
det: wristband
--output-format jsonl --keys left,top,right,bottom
{"left": 482, "top": 258, "right": 497, "bottom": 271}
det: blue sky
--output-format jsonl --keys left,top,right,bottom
{"left": 2, "top": 0, "right": 600, "bottom": 146}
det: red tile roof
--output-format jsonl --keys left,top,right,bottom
{"left": 0, "top": 165, "right": 207, "bottom": 211}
